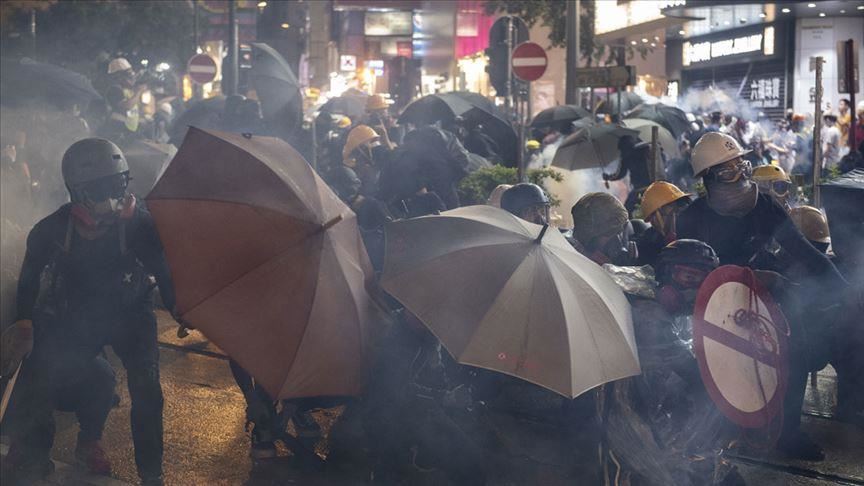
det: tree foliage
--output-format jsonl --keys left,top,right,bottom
{"left": 484, "top": 0, "right": 652, "bottom": 65}
{"left": 1, "top": 1, "right": 193, "bottom": 80}
{"left": 458, "top": 165, "right": 564, "bottom": 206}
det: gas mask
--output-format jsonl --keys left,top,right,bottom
{"left": 70, "top": 173, "right": 132, "bottom": 228}
{"left": 705, "top": 159, "right": 757, "bottom": 217}
{"left": 591, "top": 222, "right": 638, "bottom": 266}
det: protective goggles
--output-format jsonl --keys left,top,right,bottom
{"left": 706, "top": 159, "right": 752, "bottom": 183}
{"left": 76, "top": 173, "right": 129, "bottom": 202}
{"left": 671, "top": 264, "right": 710, "bottom": 289}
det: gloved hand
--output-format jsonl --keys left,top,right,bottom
{"left": 1, "top": 319, "right": 33, "bottom": 376}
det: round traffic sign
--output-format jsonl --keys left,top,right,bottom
{"left": 692, "top": 265, "right": 789, "bottom": 429}
{"left": 511, "top": 42, "right": 548, "bottom": 82}
{"left": 187, "top": 54, "right": 218, "bottom": 84}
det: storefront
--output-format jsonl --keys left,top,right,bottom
{"left": 673, "top": 20, "right": 794, "bottom": 120}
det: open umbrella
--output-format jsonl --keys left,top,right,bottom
{"left": 381, "top": 205, "right": 639, "bottom": 398}
{"left": 168, "top": 96, "right": 225, "bottom": 145}
{"left": 124, "top": 140, "right": 176, "bottom": 197}
{"left": 531, "top": 105, "right": 591, "bottom": 128}
{"left": 0, "top": 57, "right": 102, "bottom": 107}
{"left": 624, "top": 104, "right": 690, "bottom": 139}
{"left": 250, "top": 43, "right": 302, "bottom": 122}
{"left": 621, "top": 118, "right": 680, "bottom": 159}
{"left": 147, "top": 127, "right": 380, "bottom": 399}
{"left": 318, "top": 90, "right": 369, "bottom": 120}
{"left": 551, "top": 121, "right": 639, "bottom": 171}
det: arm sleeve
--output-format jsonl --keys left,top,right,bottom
{"left": 771, "top": 203, "right": 846, "bottom": 289}
{"left": 442, "top": 130, "right": 471, "bottom": 179}
{"left": 16, "top": 223, "right": 53, "bottom": 321}
{"left": 605, "top": 157, "right": 630, "bottom": 181}
{"left": 132, "top": 206, "right": 177, "bottom": 312}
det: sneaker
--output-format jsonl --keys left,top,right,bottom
{"left": 776, "top": 432, "right": 825, "bottom": 461}
{"left": 75, "top": 439, "right": 112, "bottom": 476}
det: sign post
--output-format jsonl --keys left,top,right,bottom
{"left": 810, "top": 56, "right": 824, "bottom": 207}
{"left": 187, "top": 53, "right": 218, "bottom": 85}
{"left": 511, "top": 42, "right": 548, "bottom": 182}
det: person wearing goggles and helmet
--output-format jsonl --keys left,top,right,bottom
{"left": 677, "top": 131, "right": 854, "bottom": 461}
{"left": 500, "top": 183, "right": 550, "bottom": 225}
{"left": 752, "top": 164, "right": 793, "bottom": 210}
{"left": 635, "top": 181, "right": 692, "bottom": 266}
{"left": 3, "top": 138, "right": 177, "bottom": 485}
{"left": 570, "top": 192, "right": 638, "bottom": 265}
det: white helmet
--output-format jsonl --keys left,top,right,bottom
{"left": 690, "top": 132, "right": 751, "bottom": 177}
{"left": 108, "top": 57, "right": 133, "bottom": 74}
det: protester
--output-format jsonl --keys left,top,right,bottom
{"left": 666, "top": 138, "right": 695, "bottom": 191}
{"left": 570, "top": 192, "right": 637, "bottom": 265}
{"left": 99, "top": 57, "right": 147, "bottom": 146}
{"left": 3, "top": 138, "right": 176, "bottom": 485}
{"left": 837, "top": 98, "right": 852, "bottom": 148}
{"left": 395, "top": 122, "right": 471, "bottom": 210}
{"left": 603, "top": 135, "right": 654, "bottom": 214}
{"left": 788, "top": 206, "right": 831, "bottom": 254}
{"left": 500, "top": 183, "right": 550, "bottom": 225}
{"left": 752, "top": 164, "right": 793, "bottom": 210}
{"left": 635, "top": 181, "right": 691, "bottom": 266}
{"left": 821, "top": 112, "right": 842, "bottom": 172}
{"left": 362, "top": 94, "right": 396, "bottom": 148}
{"left": 678, "top": 131, "right": 853, "bottom": 460}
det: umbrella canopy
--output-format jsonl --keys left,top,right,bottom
{"left": 621, "top": 118, "right": 681, "bottom": 159}
{"left": 531, "top": 105, "right": 591, "bottom": 128}
{"left": 381, "top": 205, "right": 639, "bottom": 398}
{"left": 624, "top": 103, "right": 690, "bottom": 139}
{"left": 318, "top": 91, "right": 369, "bottom": 120}
{"left": 594, "top": 92, "right": 644, "bottom": 115}
{"left": 125, "top": 140, "right": 177, "bottom": 197}
{"left": 0, "top": 57, "right": 102, "bottom": 107}
{"left": 168, "top": 96, "right": 225, "bottom": 145}
{"left": 399, "top": 92, "right": 518, "bottom": 164}
{"left": 551, "top": 121, "right": 639, "bottom": 171}
{"left": 147, "top": 127, "right": 380, "bottom": 399}
{"left": 250, "top": 43, "right": 302, "bottom": 122}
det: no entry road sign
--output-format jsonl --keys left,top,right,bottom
{"left": 187, "top": 54, "right": 218, "bottom": 84}
{"left": 511, "top": 42, "right": 548, "bottom": 82}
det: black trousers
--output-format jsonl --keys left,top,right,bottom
{"left": 6, "top": 307, "right": 163, "bottom": 480}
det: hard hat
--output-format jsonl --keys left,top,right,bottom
{"left": 108, "top": 57, "right": 133, "bottom": 74}
{"left": 500, "top": 183, "right": 549, "bottom": 216}
{"left": 62, "top": 138, "right": 128, "bottom": 188}
{"left": 690, "top": 132, "right": 751, "bottom": 177}
{"left": 343, "top": 125, "right": 379, "bottom": 164}
{"left": 655, "top": 239, "right": 719, "bottom": 283}
{"left": 791, "top": 113, "right": 806, "bottom": 122}
{"left": 526, "top": 139, "right": 541, "bottom": 150}
{"left": 487, "top": 184, "right": 513, "bottom": 208}
{"left": 822, "top": 111, "right": 838, "bottom": 121}
{"left": 366, "top": 94, "right": 389, "bottom": 111}
{"left": 751, "top": 164, "right": 790, "bottom": 183}
{"left": 789, "top": 206, "right": 830, "bottom": 244}
{"left": 640, "top": 181, "right": 691, "bottom": 219}
{"left": 570, "top": 192, "right": 628, "bottom": 245}
{"left": 336, "top": 115, "right": 352, "bottom": 128}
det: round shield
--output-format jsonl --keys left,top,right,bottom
{"left": 693, "top": 265, "right": 789, "bottom": 428}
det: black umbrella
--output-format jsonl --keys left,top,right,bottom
{"left": 250, "top": 43, "right": 302, "bottom": 122}
{"left": 0, "top": 57, "right": 102, "bottom": 107}
{"left": 318, "top": 93, "right": 369, "bottom": 121}
{"left": 531, "top": 105, "right": 591, "bottom": 128}
{"left": 594, "top": 92, "right": 644, "bottom": 115}
{"left": 168, "top": 96, "right": 225, "bottom": 145}
{"left": 624, "top": 103, "right": 690, "bottom": 139}
{"left": 399, "top": 92, "right": 518, "bottom": 165}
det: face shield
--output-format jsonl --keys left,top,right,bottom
{"left": 73, "top": 173, "right": 130, "bottom": 222}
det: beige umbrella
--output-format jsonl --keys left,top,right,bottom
{"left": 381, "top": 205, "right": 639, "bottom": 398}
{"left": 621, "top": 118, "right": 681, "bottom": 159}
{"left": 147, "top": 127, "right": 380, "bottom": 399}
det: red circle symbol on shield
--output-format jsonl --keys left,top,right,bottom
{"left": 693, "top": 265, "right": 790, "bottom": 429}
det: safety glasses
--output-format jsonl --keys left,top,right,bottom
{"left": 78, "top": 173, "right": 129, "bottom": 202}
{"left": 706, "top": 158, "right": 752, "bottom": 183}
{"left": 770, "top": 180, "right": 791, "bottom": 197}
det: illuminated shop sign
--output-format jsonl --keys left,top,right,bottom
{"left": 683, "top": 27, "right": 775, "bottom": 66}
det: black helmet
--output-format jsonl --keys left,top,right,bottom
{"left": 655, "top": 239, "right": 719, "bottom": 283}
{"left": 500, "top": 183, "right": 549, "bottom": 216}
{"left": 61, "top": 138, "right": 129, "bottom": 202}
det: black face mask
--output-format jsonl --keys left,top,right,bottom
{"left": 602, "top": 229, "right": 638, "bottom": 266}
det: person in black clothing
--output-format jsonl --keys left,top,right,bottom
{"left": 604, "top": 135, "right": 655, "bottom": 214}
{"left": 677, "top": 132, "right": 856, "bottom": 461}
{"left": 3, "top": 139, "right": 176, "bottom": 485}
{"left": 399, "top": 123, "right": 472, "bottom": 210}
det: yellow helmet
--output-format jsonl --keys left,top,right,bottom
{"left": 751, "top": 164, "right": 790, "bottom": 183}
{"left": 366, "top": 94, "right": 389, "bottom": 111}
{"left": 343, "top": 125, "right": 379, "bottom": 166}
{"left": 789, "top": 206, "right": 830, "bottom": 244}
{"left": 526, "top": 139, "right": 541, "bottom": 150}
{"left": 640, "top": 181, "right": 690, "bottom": 219}
{"left": 336, "top": 115, "right": 352, "bottom": 129}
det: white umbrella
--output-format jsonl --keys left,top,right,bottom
{"left": 381, "top": 205, "right": 640, "bottom": 398}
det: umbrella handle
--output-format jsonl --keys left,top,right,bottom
{"left": 320, "top": 214, "right": 344, "bottom": 232}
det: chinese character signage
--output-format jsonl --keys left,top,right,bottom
{"left": 749, "top": 76, "right": 782, "bottom": 109}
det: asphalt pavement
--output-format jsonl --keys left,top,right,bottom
{"left": 1, "top": 310, "right": 862, "bottom": 485}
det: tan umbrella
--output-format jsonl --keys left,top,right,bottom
{"left": 551, "top": 121, "right": 639, "bottom": 171}
{"left": 147, "top": 127, "right": 380, "bottom": 399}
{"left": 621, "top": 118, "right": 681, "bottom": 159}
{"left": 381, "top": 205, "right": 639, "bottom": 398}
